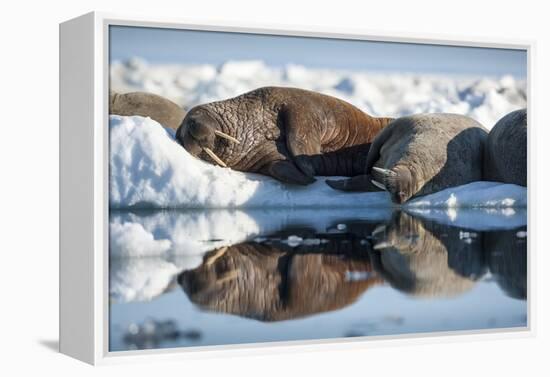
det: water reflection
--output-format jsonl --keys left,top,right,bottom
{"left": 176, "top": 212, "right": 526, "bottom": 322}
{"left": 179, "top": 233, "right": 381, "bottom": 321}
{"left": 109, "top": 208, "right": 527, "bottom": 350}
{"left": 369, "top": 212, "right": 486, "bottom": 298}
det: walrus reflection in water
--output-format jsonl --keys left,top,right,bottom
{"left": 369, "top": 212, "right": 487, "bottom": 298}
{"left": 178, "top": 237, "right": 382, "bottom": 321}
{"left": 369, "top": 212, "right": 527, "bottom": 300}
{"left": 485, "top": 227, "right": 527, "bottom": 300}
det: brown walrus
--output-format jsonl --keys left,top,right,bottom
{"left": 484, "top": 109, "right": 527, "bottom": 186}
{"left": 175, "top": 86, "right": 393, "bottom": 185}
{"left": 178, "top": 237, "right": 382, "bottom": 321}
{"left": 327, "top": 113, "right": 488, "bottom": 203}
{"left": 109, "top": 91, "right": 186, "bottom": 131}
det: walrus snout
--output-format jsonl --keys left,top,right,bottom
{"left": 177, "top": 110, "right": 217, "bottom": 151}
{"left": 371, "top": 165, "right": 412, "bottom": 204}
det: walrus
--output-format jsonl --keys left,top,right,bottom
{"left": 109, "top": 91, "right": 186, "bottom": 131}
{"left": 368, "top": 212, "right": 486, "bottom": 298}
{"left": 484, "top": 109, "right": 527, "bottom": 186}
{"left": 484, "top": 227, "right": 527, "bottom": 300}
{"left": 178, "top": 234, "right": 382, "bottom": 321}
{"left": 175, "top": 86, "right": 394, "bottom": 185}
{"left": 327, "top": 113, "right": 488, "bottom": 204}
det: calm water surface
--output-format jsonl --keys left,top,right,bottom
{"left": 109, "top": 209, "right": 527, "bottom": 351}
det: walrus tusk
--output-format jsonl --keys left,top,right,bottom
{"left": 373, "top": 241, "right": 392, "bottom": 250}
{"left": 205, "top": 246, "right": 228, "bottom": 266}
{"left": 214, "top": 130, "right": 240, "bottom": 144}
{"left": 372, "top": 166, "right": 397, "bottom": 177}
{"left": 216, "top": 269, "right": 239, "bottom": 284}
{"left": 203, "top": 147, "right": 227, "bottom": 167}
{"left": 371, "top": 179, "right": 387, "bottom": 191}
{"left": 372, "top": 224, "right": 387, "bottom": 236}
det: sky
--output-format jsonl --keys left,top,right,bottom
{"left": 110, "top": 25, "right": 527, "bottom": 77}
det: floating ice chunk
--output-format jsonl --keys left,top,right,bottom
{"left": 516, "top": 231, "right": 528, "bottom": 238}
{"left": 285, "top": 235, "right": 303, "bottom": 247}
{"left": 345, "top": 271, "right": 372, "bottom": 281}
{"left": 303, "top": 238, "right": 322, "bottom": 246}
{"left": 459, "top": 231, "right": 478, "bottom": 239}
{"left": 406, "top": 182, "right": 527, "bottom": 209}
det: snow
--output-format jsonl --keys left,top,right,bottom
{"left": 406, "top": 182, "right": 527, "bottom": 209}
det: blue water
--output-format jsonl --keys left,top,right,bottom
{"left": 109, "top": 210, "right": 527, "bottom": 351}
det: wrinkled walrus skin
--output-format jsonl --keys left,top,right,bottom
{"left": 175, "top": 86, "right": 394, "bottom": 185}
{"left": 327, "top": 113, "right": 488, "bottom": 204}
{"left": 484, "top": 109, "right": 527, "bottom": 186}
{"left": 109, "top": 91, "right": 186, "bottom": 131}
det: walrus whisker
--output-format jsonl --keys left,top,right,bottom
{"left": 373, "top": 241, "right": 392, "bottom": 250}
{"left": 205, "top": 246, "right": 228, "bottom": 267}
{"left": 203, "top": 147, "right": 227, "bottom": 167}
{"left": 214, "top": 130, "right": 240, "bottom": 144}
{"left": 372, "top": 166, "right": 397, "bottom": 177}
{"left": 371, "top": 179, "right": 387, "bottom": 191}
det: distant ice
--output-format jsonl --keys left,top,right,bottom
{"left": 110, "top": 59, "right": 526, "bottom": 128}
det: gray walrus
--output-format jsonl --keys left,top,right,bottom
{"left": 484, "top": 109, "right": 527, "bottom": 186}
{"left": 327, "top": 113, "right": 488, "bottom": 204}
{"left": 368, "top": 212, "right": 486, "bottom": 298}
{"left": 175, "top": 86, "right": 394, "bottom": 185}
{"left": 109, "top": 91, "right": 186, "bottom": 131}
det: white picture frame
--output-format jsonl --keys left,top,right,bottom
{"left": 59, "top": 11, "right": 535, "bottom": 365}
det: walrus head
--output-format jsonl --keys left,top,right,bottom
{"left": 371, "top": 165, "right": 414, "bottom": 204}
{"left": 175, "top": 106, "right": 241, "bottom": 168}
{"left": 176, "top": 108, "right": 218, "bottom": 156}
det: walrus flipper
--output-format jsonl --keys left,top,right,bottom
{"left": 364, "top": 124, "right": 395, "bottom": 174}
{"left": 282, "top": 105, "right": 322, "bottom": 179}
{"left": 326, "top": 174, "right": 382, "bottom": 192}
{"left": 263, "top": 160, "right": 316, "bottom": 186}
